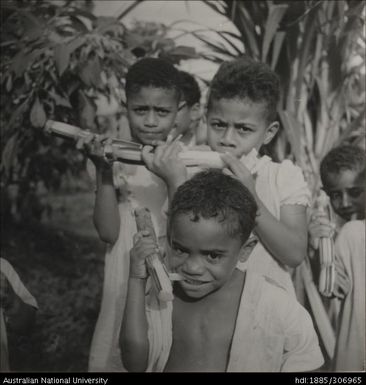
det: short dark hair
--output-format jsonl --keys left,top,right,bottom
{"left": 320, "top": 145, "right": 366, "bottom": 185}
{"left": 207, "top": 57, "right": 280, "bottom": 123}
{"left": 178, "top": 70, "right": 201, "bottom": 106}
{"left": 168, "top": 169, "right": 257, "bottom": 243}
{"left": 125, "top": 58, "right": 181, "bottom": 101}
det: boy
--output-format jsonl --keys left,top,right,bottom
{"left": 87, "top": 57, "right": 188, "bottom": 372}
{"left": 307, "top": 145, "right": 365, "bottom": 363}
{"left": 200, "top": 58, "right": 310, "bottom": 294}
{"left": 120, "top": 169, "right": 324, "bottom": 372}
{"left": 308, "top": 145, "right": 365, "bottom": 291}
{"left": 171, "top": 70, "right": 202, "bottom": 146}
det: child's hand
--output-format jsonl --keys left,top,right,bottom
{"left": 220, "top": 152, "right": 256, "bottom": 196}
{"left": 76, "top": 133, "right": 113, "bottom": 170}
{"left": 141, "top": 135, "right": 187, "bottom": 189}
{"left": 308, "top": 212, "right": 336, "bottom": 250}
{"left": 129, "top": 230, "right": 160, "bottom": 279}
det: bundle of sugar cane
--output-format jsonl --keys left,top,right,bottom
{"left": 44, "top": 120, "right": 225, "bottom": 168}
{"left": 316, "top": 190, "right": 335, "bottom": 297}
{"left": 135, "top": 208, "right": 174, "bottom": 302}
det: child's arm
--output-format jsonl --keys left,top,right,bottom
{"left": 79, "top": 135, "right": 120, "bottom": 244}
{"left": 93, "top": 165, "right": 120, "bottom": 244}
{"left": 120, "top": 231, "right": 159, "bottom": 372}
{"left": 222, "top": 153, "right": 307, "bottom": 267}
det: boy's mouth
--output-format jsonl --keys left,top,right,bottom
{"left": 181, "top": 277, "right": 210, "bottom": 286}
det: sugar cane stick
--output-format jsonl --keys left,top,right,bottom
{"left": 134, "top": 208, "right": 174, "bottom": 302}
{"left": 44, "top": 120, "right": 225, "bottom": 168}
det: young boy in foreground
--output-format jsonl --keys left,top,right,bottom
{"left": 120, "top": 169, "right": 324, "bottom": 372}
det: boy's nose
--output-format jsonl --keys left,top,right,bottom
{"left": 183, "top": 255, "right": 204, "bottom": 275}
{"left": 341, "top": 192, "right": 351, "bottom": 208}
{"left": 220, "top": 127, "right": 236, "bottom": 146}
{"left": 144, "top": 110, "right": 158, "bottom": 127}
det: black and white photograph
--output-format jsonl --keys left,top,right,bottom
{"left": 0, "top": 0, "right": 365, "bottom": 379}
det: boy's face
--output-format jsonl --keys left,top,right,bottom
{"left": 323, "top": 169, "right": 365, "bottom": 221}
{"left": 127, "top": 86, "right": 179, "bottom": 145}
{"left": 168, "top": 213, "right": 244, "bottom": 299}
{"left": 206, "top": 98, "right": 278, "bottom": 158}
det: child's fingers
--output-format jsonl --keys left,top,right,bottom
{"left": 221, "top": 152, "right": 251, "bottom": 178}
{"left": 76, "top": 137, "right": 86, "bottom": 150}
{"left": 141, "top": 145, "right": 155, "bottom": 168}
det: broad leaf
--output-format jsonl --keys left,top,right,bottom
{"left": 30, "top": 97, "right": 47, "bottom": 128}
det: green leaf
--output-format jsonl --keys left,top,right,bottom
{"left": 30, "top": 97, "right": 47, "bottom": 128}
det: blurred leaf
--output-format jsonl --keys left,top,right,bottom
{"left": 30, "top": 97, "right": 47, "bottom": 128}
{"left": 270, "top": 31, "right": 285, "bottom": 70}
{"left": 1, "top": 133, "right": 19, "bottom": 178}
{"left": 54, "top": 44, "right": 70, "bottom": 76}
{"left": 79, "top": 92, "right": 96, "bottom": 130}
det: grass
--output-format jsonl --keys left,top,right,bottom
{"left": 2, "top": 191, "right": 106, "bottom": 372}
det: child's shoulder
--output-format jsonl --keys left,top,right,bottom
{"left": 246, "top": 271, "right": 304, "bottom": 322}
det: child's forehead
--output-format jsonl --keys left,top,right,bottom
{"left": 208, "top": 97, "right": 266, "bottom": 114}
{"left": 325, "top": 168, "right": 363, "bottom": 187}
{"left": 128, "top": 86, "right": 179, "bottom": 102}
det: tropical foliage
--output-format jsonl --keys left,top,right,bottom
{"left": 1, "top": 0, "right": 198, "bottom": 220}
{"left": 198, "top": 0, "right": 365, "bottom": 194}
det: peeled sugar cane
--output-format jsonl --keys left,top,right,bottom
{"left": 44, "top": 120, "right": 225, "bottom": 168}
{"left": 44, "top": 120, "right": 266, "bottom": 172}
{"left": 134, "top": 208, "right": 177, "bottom": 302}
{"left": 315, "top": 190, "right": 335, "bottom": 297}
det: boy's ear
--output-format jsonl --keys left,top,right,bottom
{"left": 189, "top": 103, "right": 202, "bottom": 121}
{"left": 263, "top": 121, "right": 279, "bottom": 145}
{"left": 238, "top": 235, "right": 258, "bottom": 263}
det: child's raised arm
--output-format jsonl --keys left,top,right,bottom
{"left": 120, "top": 231, "right": 158, "bottom": 372}
{"left": 79, "top": 135, "right": 120, "bottom": 244}
{"left": 221, "top": 153, "right": 307, "bottom": 268}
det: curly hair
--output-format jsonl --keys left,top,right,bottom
{"left": 320, "top": 145, "right": 366, "bottom": 185}
{"left": 207, "top": 57, "right": 280, "bottom": 123}
{"left": 178, "top": 70, "right": 201, "bottom": 106}
{"left": 125, "top": 58, "right": 181, "bottom": 102}
{"left": 168, "top": 169, "right": 257, "bottom": 243}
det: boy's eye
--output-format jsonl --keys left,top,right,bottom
{"left": 210, "top": 122, "right": 226, "bottom": 130}
{"left": 156, "top": 109, "right": 170, "bottom": 117}
{"left": 205, "top": 252, "right": 222, "bottom": 264}
{"left": 236, "top": 126, "right": 252, "bottom": 134}
{"left": 347, "top": 187, "right": 364, "bottom": 198}
{"left": 133, "top": 107, "right": 147, "bottom": 114}
{"left": 328, "top": 191, "right": 342, "bottom": 201}
{"left": 172, "top": 245, "right": 188, "bottom": 257}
